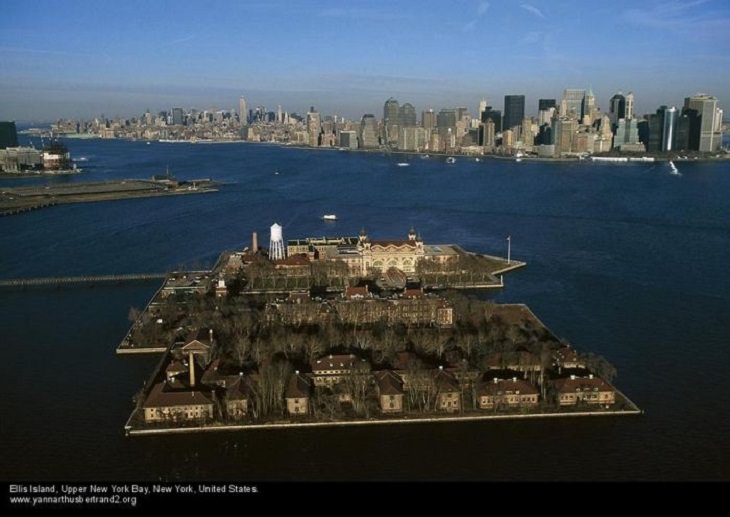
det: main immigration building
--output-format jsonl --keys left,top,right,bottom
{"left": 286, "top": 227, "right": 459, "bottom": 276}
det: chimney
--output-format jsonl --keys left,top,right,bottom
{"left": 209, "top": 328, "right": 214, "bottom": 344}
{"left": 189, "top": 351, "right": 196, "bottom": 387}
{"left": 252, "top": 232, "right": 258, "bottom": 252}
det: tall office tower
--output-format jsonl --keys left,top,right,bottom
{"left": 503, "top": 95, "right": 525, "bottom": 131}
{"left": 609, "top": 92, "right": 626, "bottom": 124}
{"left": 478, "top": 98, "right": 488, "bottom": 119}
{"left": 481, "top": 119, "right": 496, "bottom": 147}
{"left": 384, "top": 97, "right": 400, "bottom": 142}
{"left": 521, "top": 118, "right": 534, "bottom": 146}
{"left": 553, "top": 118, "right": 578, "bottom": 154}
{"left": 422, "top": 109, "right": 436, "bottom": 130}
{"left": 613, "top": 118, "right": 641, "bottom": 150}
{"left": 306, "top": 106, "right": 321, "bottom": 146}
{"left": 538, "top": 99, "right": 556, "bottom": 111}
{"left": 684, "top": 94, "right": 723, "bottom": 152}
{"left": 560, "top": 89, "right": 586, "bottom": 120}
{"left": 538, "top": 107, "right": 556, "bottom": 126}
{"left": 359, "top": 114, "right": 379, "bottom": 149}
{"left": 436, "top": 109, "right": 457, "bottom": 132}
{"left": 399, "top": 103, "right": 417, "bottom": 127}
{"left": 0, "top": 121, "right": 19, "bottom": 148}
{"left": 625, "top": 92, "right": 635, "bottom": 120}
{"left": 583, "top": 88, "right": 597, "bottom": 125}
{"left": 661, "top": 106, "right": 678, "bottom": 151}
{"left": 239, "top": 97, "right": 248, "bottom": 126}
{"left": 456, "top": 107, "right": 470, "bottom": 123}
{"left": 480, "top": 107, "right": 502, "bottom": 132}
{"left": 277, "top": 105, "right": 283, "bottom": 124}
{"left": 171, "top": 108, "right": 184, "bottom": 126}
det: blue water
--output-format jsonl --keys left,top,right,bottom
{"left": 1, "top": 139, "right": 729, "bottom": 480}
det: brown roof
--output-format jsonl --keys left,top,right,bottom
{"left": 285, "top": 373, "right": 311, "bottom": 398}
{"left": 226, "top": 375, "right": 249, "bottom": 400}
{"left": 165, "top": 359, "right": 188, "bottom": 375}
{"left": 311, "top": 354, "right": 369, "bottom": 372}
{"left": 344, "top": 285, "right": 369, "bottom": 299}
{"left": 478, "top": 377, "right": 538, "bottom": 396}
{"left": 433, "top": 368, "right": 460, "bottom": 392}
{"left": 553, "top": 376, "right": 613, "bottom": 394}
{"left": 143, "top": 382, "right": 214, "bottom": 408}
{"left": 375, "top": 370, "right": 404, "bottom": 395}
{"left": 371, "top": 240, "right": 416, "bottom": 248}
{"left": 201, "top": 359, "right": 227, "bottom": 386}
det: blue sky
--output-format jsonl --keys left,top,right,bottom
{"left": 1, "top": 0, "right": 728, "bottom": 121}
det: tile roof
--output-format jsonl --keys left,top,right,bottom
{"left": 375, "top": 370, "right": 404, "bottom": 395}
{"left": 143, "top": 382, "right": 214, "bottom": 408}
{"left": 285, "top": 373, "right": 311, "bottom": 398}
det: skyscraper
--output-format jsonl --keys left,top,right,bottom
{"left": 359, "top": 114, "right": 379, "bottom": 149}
{"left": 538, "top": 99, "right": 556, "bottom": 111}
{"left": 239, "top": 97, "right": 248, "bottom": 126}
{"left": 684, "top": 94, "right": 723, "bottom": 152}
{"left": 0, "top": 121, "right": 19, "bottom": 149}
{"left": 503, "top": 95, "right": 525, "bottom": 131}
{"left": 384, "top": 97, "right": 400, "bottom": 142}
{"left": 661, "top": 106, "right": 678, "bottom": 152}
{"left": 307, "top": 106, "right": 321, "bottom": 147}
{"left": 478, "top": 99, "right": 488, "bottom": 119}
{"left": 422, "top": 109, "right": 436, "bottom": 130}
{"left": 560, "top": 89, "right": 586, "bottom": 120}
{"left": 609, "top": 93, "right": 626, "bottom": 123}
{"left": 399, "top": 103, "right": 417, "bottom": 127}
{"left": 480, "top": 107, "right": 502, "bottom": 132}
{"left": 625, "top": 92, "right": 635, "bottom": 120}
{"left": 172, "top": 108, "right": 184, "bottom": 126}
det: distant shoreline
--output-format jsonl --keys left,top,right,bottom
{"left": 30, "top": 134, "right": 729, "bottom": 163}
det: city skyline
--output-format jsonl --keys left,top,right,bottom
{"left": 1, "top": 0, "right": 729, "bottom": 121}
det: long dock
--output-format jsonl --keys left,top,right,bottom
{"left": 0, "top": 273, "right": 166, "bottom": 288}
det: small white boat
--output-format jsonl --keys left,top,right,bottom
{"left": 475, "top": 158, "right": 481, "bottom": 162}
{"left": 322, "top": 214, "right": 337, "bottom": 221}
{"left": 396, "top": 162, "right": 410, "bottom": 167}
{"left": 421, "top": 154, "right": 430, "bottom": 159}
{"left": 446, "top": 157, "right": 456, "bottom": 164}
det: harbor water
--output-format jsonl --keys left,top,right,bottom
{"left": 1, "top": 138, "right": 729, "bottom": 481}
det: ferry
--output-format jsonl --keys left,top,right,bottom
{"left": 396, "top": 162, "right": 410, "bottom": 167}
{"left": 322, "top": 214, "right": 337, "bottom": 221}
{"left": 446, "top": 157, "right": 456, "bottom": 164}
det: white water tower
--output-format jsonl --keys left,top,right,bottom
{"left": 269, "top": 223, "right": 286, "bottom": 260}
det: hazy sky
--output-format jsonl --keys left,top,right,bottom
{"left": 1, "top": 0, "right": 728, "bottom": 121}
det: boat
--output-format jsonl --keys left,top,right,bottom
{"left": 396, "top": 162, "right": 410, "bottom": 167}
{"left": 421, "top": 154, "right": 430, "bottom": 159}
{"left": 475, "top": 158, "right": 481, "bottom": 162}
{"left": 322, "top": 214, "right": 337, "bottom": 221}
{"left": 446, "top": 157, "right": 456, "bottom": 164}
